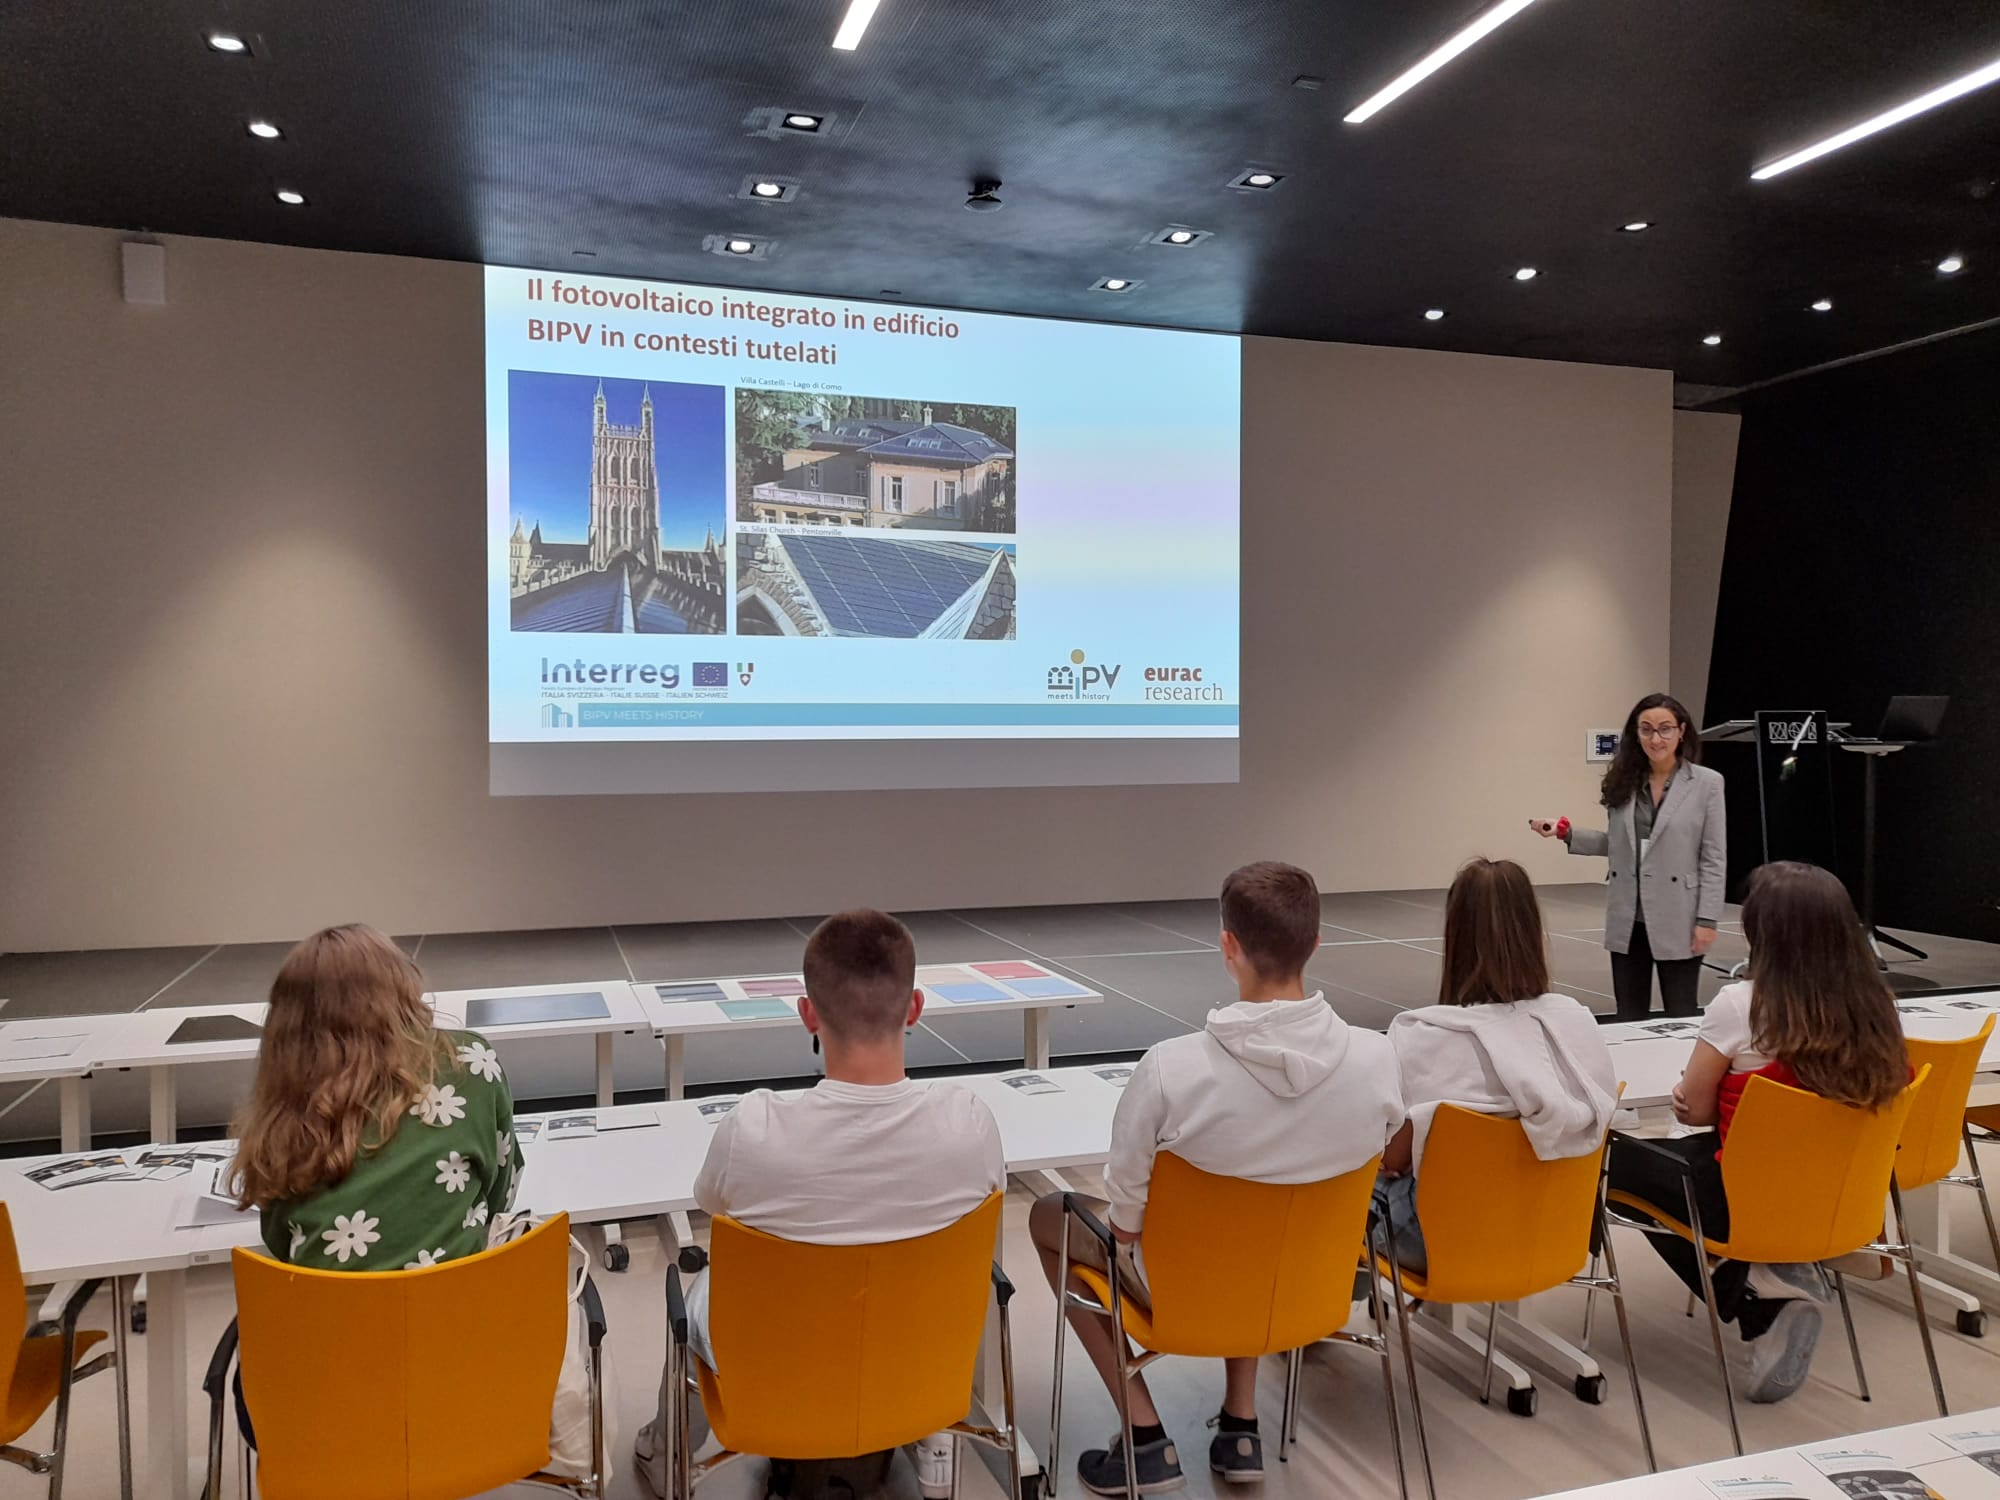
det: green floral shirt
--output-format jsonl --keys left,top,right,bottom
{"left": 259, "top": 1032, "right": 522, "bottom": 1271}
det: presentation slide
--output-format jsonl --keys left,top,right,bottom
{"left": 484, "top": 265, "right": 1240, "bottom": 795}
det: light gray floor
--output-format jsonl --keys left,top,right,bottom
{"left": 5, "top": 886, "right": 2000, "bottom": 1149}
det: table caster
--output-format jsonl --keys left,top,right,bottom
{"left": 1573, "top": 1373, "right": 1608, "bottom": 1405}
{"left": 1506, "top": 1385, "right": 1537, "bottom": 1418}
{"left": 1956, "top": 1309, "right": 1986, "bottom": 1338}
{"left": 602, "top": 1242, "right": 630, "bottom": 1273}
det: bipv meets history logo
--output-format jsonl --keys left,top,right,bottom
{"left": 1046, "top": 648, "right": 1121, "bottom": 701}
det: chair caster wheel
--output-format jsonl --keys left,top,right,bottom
{"left": 602, "top": 1243, "right": 630, "bottom": 1273}
{"left": 1956, "top": 1309, "right": 1986, "bottom": 1338}
{"left": 678, "top": 1245, "right": 709, "bottom": 1274}
{"left": 1506, "top": 1385, "right": 1537, "bottom": 1417}
{"left": 130, "top": 1304, "right": 147, "bottom": 1336}
{"left": 1573, "top": 1374, "right": 1608, "bottom": 1405}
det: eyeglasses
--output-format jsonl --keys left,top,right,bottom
{"left": 1636, "top": 723, "right": 1683, "bottom": 741}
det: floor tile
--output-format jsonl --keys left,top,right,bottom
{"left": 415, "top": 926, "right": 630, "bottom": 990}
{"left": 1054, "top": 951, "right": 1240, "bottom": 1028}
{"left": 792, "top": 910, "right": 1039, "bottom": 965}
{"left": 147, "top": 942, "right": 294, "bottom": 1008}
{"left": 1317, "top": 893, "right": 1446, "bottom": 940}
{"left": 1305, "top": 940, "right": 1441, "bottom": 1009}
{"left": 949, "top": 904, "right": 1212, "bottom": 958}
{"left": 1104, "top": 900, "right": 1221, "bottom": 947}
{"left": 0, "top": 945, "right": 216, "bottom": 1020}
{"left": 609, "top": 919, "right": 810, "bottom": 983}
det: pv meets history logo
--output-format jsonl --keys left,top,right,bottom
{"left": 1046, "top": 649, "right": 1122, "bottom": 701}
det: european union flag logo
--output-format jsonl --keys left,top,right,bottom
{"left": 693, "top": 662, "right": 728, "bottom": 688}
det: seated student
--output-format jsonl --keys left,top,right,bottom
{"left": 1375, "top": 857, "right": 1620, "bottom": 1273}
{"left": 1607, "top": 861, "right": 1910, "bottom": 1404}
{"left": 1029, "top": 862, "right": 1404, "bottom": 1496}
{"left": 633, "top": 910, "right": 1006, "bottom": 1500}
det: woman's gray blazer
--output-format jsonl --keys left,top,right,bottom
{"left": 1566, "top": 760, "right": 1727, "bottom": 961}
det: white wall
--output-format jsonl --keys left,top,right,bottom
{"left": 0, "top": 218, "right": 1676, "bottom": 951}
{"left": 1669, "top": 409, "right": 1742, "bottom": 725}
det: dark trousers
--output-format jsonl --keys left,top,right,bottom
{"left": 1606, "top": 1134, "right": 1780, "bottom": 1339}
{"left": 1610, "top": 921, "right": 1702, "bottom": 1022}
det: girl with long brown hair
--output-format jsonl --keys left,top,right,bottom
{"left": 1374, "top": 858, "right": 1618, "bottom": 1271}
{"left": 1606, "top": 862, "right": 1909, "bottom": 1404}
{"left": 231, "top": 924, "right": 520, "bottom": 1269}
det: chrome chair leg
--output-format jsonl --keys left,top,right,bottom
{"left": 1595, "top": 1201, "right": 1655, "bottom": 1472}
{"left": 1049, "top": 1229, "right": 1071, "bottom": 1494}
{"left": 1964, "top": 1125, "right": 2000, "bottom": 1290}
{"left": 1379, "top": 1223, "right": 1436, "bottom": 1500}
{"left": 1889, "top": 1182, "right": 1949, "bottom": 1417}
{"left": 1478, "top": 1302, "right": 1501, "bottom": 1406}
{"left": 1830, "top": 1270, "right": 1869, "bottom": 1401}
{"left": 1683, "top": 1180, "right": 1743, "bottom": 1455}
{"left": 1365, "top": 1261, "right": 1411, "bottom": 1500}
{"left": 997, "top": 1294, "right": 1023, "bottom": 1500}
{"left": 1106, "top": 1252, "right": 1138, "bottom": 1500}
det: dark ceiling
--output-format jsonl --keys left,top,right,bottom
{"left": 6, "top": 1, "right": 2000, "bottom": 392}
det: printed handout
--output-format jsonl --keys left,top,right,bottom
{"left": 25, "top": 1153, "right": 133, "bottom": 1190}
{"left": 1092, "top": 1066, "right": 1134, "bottom": 1090}
{"left": 1000, "top": 1072, "right": 1062, "bottom": 1096}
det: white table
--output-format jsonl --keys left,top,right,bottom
{"left": 0, "top": 1065, "right": 1126, "bottom": 1500}
{"left": 88, "top": 1004, "right": 269, "bottom": 1144}
{"left": 0, "top": 1013, "right": 134, "bottom": 1151}
{"left": 429, "top": 981, "right": 655, "bottom": 1108}
{"left": 1533, "top": 1405, "right": 2000, "bottom": 1497}
{"left": 629, "top": 961, "right": 1106, "bottom": 1097}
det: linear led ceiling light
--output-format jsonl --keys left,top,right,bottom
{"left": 1752, "top": 55, "right": 2000, "bottom": 180}
{"left": 1343, "top": 0, "right": 1542, "bottom": 124}
{"left": 831, "top": 0, "right": 881, "bottom": 50}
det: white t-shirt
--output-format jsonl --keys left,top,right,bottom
{"left": 693, "top": 1077, "right": 1006, "bottom": 1244}
{"left": 1697, "top": 981, "right": 1773, "bottom": 1073}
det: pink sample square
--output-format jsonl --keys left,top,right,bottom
{"left": 972, "top": 961, "right": 1045, "bottom": 980}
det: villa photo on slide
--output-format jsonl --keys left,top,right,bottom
{"left": 734, "top": 388, "right": 1016, "bottom": 534}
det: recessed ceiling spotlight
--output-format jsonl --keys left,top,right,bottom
{"left": 1168, "top": 230, "right": 1195, "bottom": 244}
{"left": 1811, "top": 298, "right": 1833, "bottom": 312}
{"left": 738, "top": 176, "right": 800, "bottom": 203}
{"left": 1702, "top": 333, "right": 1723, "bottom": 346}
{"left": 206, "top": 31, "right": 247, "bottom": 53}
{"left": 1091, "top": 276, "right": 1143, "bottom": 293}
{"left": 1618, "top": 221, "right": 1652, "bottom": 233}
{"left": 706, "top": 233, "right": 774, "bottom": 260}
{"left": 781, "top": 112, "right": 824, "bottom": 133}
{"left": 1247, "top": 173, "right": 1276, "bottom": 187}
{"left": 1227, "top": 166, "right": 1286, "bottom": 192}
{"left": 1424, "top": 308, "right": 1447, "bottom": 321}
{"left": 1752, "top": 55, "right": 2000, "bottom": 180}
{"left": 1938, "top": 254, "right": 1965, "bottom": 275}
{"left": 1344, "top": 0, "right": 1543, "bottom": 123}
{"left": 275, "top": 189, "right": 306, "bottom": 205}
{"left": 830, "top": 0, "right": 881, "bottom": 50}
{"left": 1514, "top": 266, "right": 1539, "bottom": 281}
{"left": 726, "top": 238, "right": 755, "bottom": 254}
{"left": 247, "top": 120, "right": 281, "bottom": 139}
{"left": 1146, "top": 224, "right": 1212, "bottom": 248}
{"left": 752, "top": 181, "right": 782, "bottom": 198}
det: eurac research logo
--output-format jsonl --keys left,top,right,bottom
{"left": 1046, "top": 649, "right": 1121, "bottom": 700}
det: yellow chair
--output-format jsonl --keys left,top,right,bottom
{"left": 1372, "top": 1107, "right": 1652, "bottom": 1500}
{"left": 199, "top": 1214, "right": 602, "bottom": 1499}
{"left": 664, "top": 1194, "right": 1019, "bottom": 1500}
{"left": 1607, "top": 1068, "right": 1935, "bottom": 1455}
{"left": 0, "top": 1203, "right": 124, "bottom": 1500}
{"left": 1900, "top": 1019, "right": 2000, "bottom": 1319}
{"left": 1054, "top": 1152, "right": 1406, "bottom": 1500}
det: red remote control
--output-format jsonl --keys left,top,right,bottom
{"left": 1555, "top": 817, "right": 1571, "bottom": 839}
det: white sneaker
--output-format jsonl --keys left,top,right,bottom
{"left": 912, "top": 1433, "right": 955, "bottom": 1499}
{"left": 1745, "top": 1298, "right": 1822, "bottom": 1403}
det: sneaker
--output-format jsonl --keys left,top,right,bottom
{"left": 1745, "top": 1298, "right": 1822, "bottom": 1403}
{"left": 1208, "top": 1429, "right": 1264, "bottom": 1484}
{"left": 1077, "top": 1434, "right": 1185, "bottom": 1496}
{"left": 911, "top": 1433, "right": 955, "bottom": 1499}
{"left": 1747, "top": 1262, "right": 1830, "bottom": 1303}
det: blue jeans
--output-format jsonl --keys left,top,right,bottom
{"left": 1370, "top": 1173, "right": 1427, "bottom": 1276}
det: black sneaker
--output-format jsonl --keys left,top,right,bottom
{"left": 1077, "top": 1434, "right": 1185, "bottom": 1496}
{"left": 1209, "top": 1429, "right": 1264, "bottom": 1484}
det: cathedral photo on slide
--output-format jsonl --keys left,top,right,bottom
{"left": 506, "top": 371, "right": 728, "bottom": 633}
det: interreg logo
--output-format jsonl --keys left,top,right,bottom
{"left": 540, "top": 704, "right": 575, "bottom": 729}
{"left": 1046, "top": 649, "right": 1121, "bottom": 700}
{"left": 540, "top": 657, "right": 680, "bottom": 689}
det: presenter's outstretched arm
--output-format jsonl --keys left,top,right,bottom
{"left": 1529, "top": 816, "right": 1606, "bottom": 857}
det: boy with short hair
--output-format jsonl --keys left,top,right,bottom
{"left": 635, "top": 909, "right": 1006, "bottom": 1497}
{"left": 1029, "top": 862, "right": 1405, "bottom": 1495}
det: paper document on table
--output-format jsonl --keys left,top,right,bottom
{"left": 176, "top": 1167, "right": 258, "bottom": 1229}
{"left": 1703, "top": 1477, "right": 1824, "bottom": 1499}
{"left": 697, "top": 1096, "right": 740, "bottom": 1123}
{"left": 1092, "top": 1066, "right": 1134, "bottom": 1090}
{"left": 597, "top": 1106, "right": 660, "bottom": 1131}
{"left": 999, "top": 1071, "right": 1062, "bottom": 1096}
{"left": 1936, "top": 1428, "right": 2000, "bottom": 1479}
{"left": 1803, "top": 1439, "right": 1953, "bottom": 1498}
{"left": 545, "top": 1113, "right": 600, "bottom": 1140}
{"left": 0, "top": 1032, "right": 85, "bottom": 1062}
{"left": 24, "top": 1152, "right": 134, "bottom": 1190}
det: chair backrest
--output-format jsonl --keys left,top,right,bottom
{"left": 233, "top": 1213, "right": 571, "bottom": 1500}
{"left": 1719, "top": 1068, "right": 1928, "bottom": 1263}
{"left": 0, "top": 1204, "right": 27, "bottom": 1431}
{"left": 1410, "top": 1106, "right": 1605, "bottom": 1304}
{"left": 703, "top": 1193, "right": 1001, "bottom": 1459}
{"left": 1900, "top": 1017, "right": 1996, "bottom": 1189}
{"left": 1139, "top": 1150, "right": 1378, "bottom": 1357}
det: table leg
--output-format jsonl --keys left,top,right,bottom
{"left": 143, "top": 1267, "right": 190, "bottom": 1500}
{"left": 149, "top": 1069, "right": 178, "bottom": 1144}
{"left": 1023, "top": 1009, "right": 1050, "bottom": 1071}
{"left": 664, "top": 1035, "right": 686, "bottom": 1101}
{"left": 59, "top": 1075, "right": 92, "bottom": 1152}
{"left": 111, "top": 1277, "right": 134, "bottom": 1500}
{"left": 595, "top": 1033, "right": 616, "bottom": 1109}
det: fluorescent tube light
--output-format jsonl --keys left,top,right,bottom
{"left": 1344, "top": 0, "right": 1541, "bottom": 124}
{"left": 831, "top": 0, "right": 881, "bottom": 51}
{"left": 1752, "top": 55, "right": 2000, "bottom": 180}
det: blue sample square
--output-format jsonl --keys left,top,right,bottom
{"left": 934, "top": 982, "right": 1011, "bottom": 1003}
{"left": 1005, "top": 977, "right": 1092, "bottom": 1000}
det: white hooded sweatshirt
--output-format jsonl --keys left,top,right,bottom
{"left": 1387, "top": 993, "right": 1618, "bottom": 1175}
{"left": 1104, "top": 993, "right": 1405, "bottom": 1233}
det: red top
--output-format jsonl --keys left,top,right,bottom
{"left": 1714, "top": 1060, "right": 1801, "bottom": 1158}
